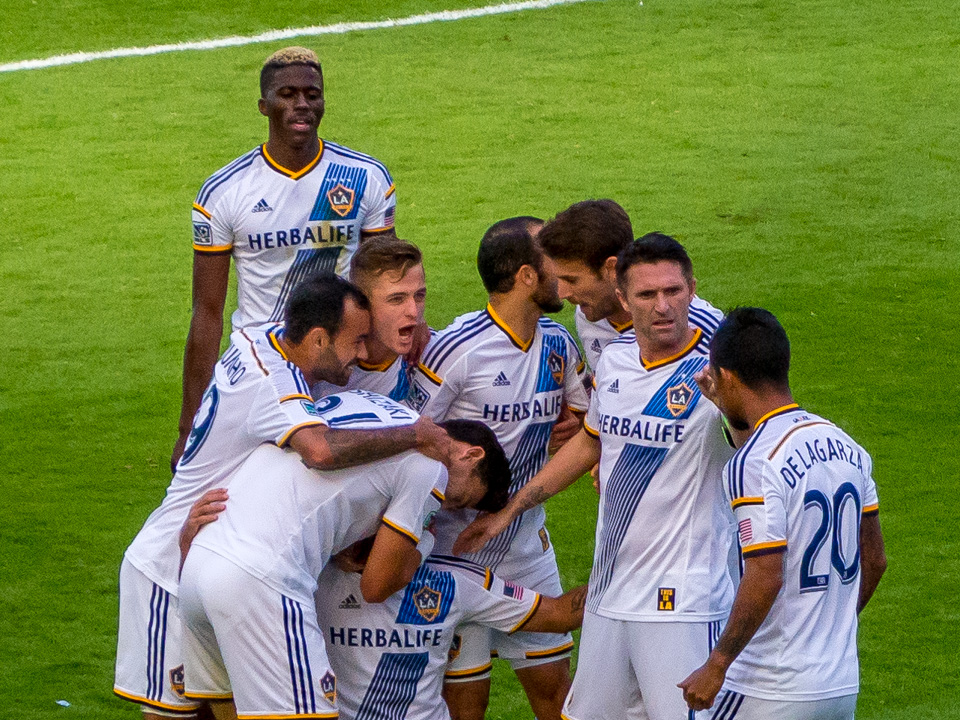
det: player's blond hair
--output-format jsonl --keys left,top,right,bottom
{"left": 260, "top": 46, "right": 322, "bottom": 95}
{"left": 350, "top": 237, "right": 423, "bottom": 291}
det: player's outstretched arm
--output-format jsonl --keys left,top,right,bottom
{"left": 288, "top": 416, "right": 452, "bottom": 471}
{"left": 858, "top": 512, "right": 887, "bottom": 613}
{"left": 454, "top": 428, "right": 600, "bottom": 555}
{"left": 678, "top": 551, "right": 784, "bottom": 711}
{"left": 519, "top": 585, "right": 588, "bottom": 634}
{"left": 172, "top": 252, "right": 231, "bottom": 472}
{"left": 360, "top": 523, "right": 422, "bottom": 603}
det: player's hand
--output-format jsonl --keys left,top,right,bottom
{"left": 179, "top": 488, "right": 228, "bottom": 573}
{"left": 694, "top": 365, "right": 720, "bottom": 407}
{"left": 591, "top": 463, "right": 600, "bottom": 494}
{"left": 170, "top": 433, "right": 188, "bottom": 474}
{"left": 404, "top": 321, "right": 431, "bottom": 367}
{"left": 453, "top": 512, "right": 510, "bottom": 555}
{"left": 678, "top": 658, "right": 725, "bottom": 711}
{"left": 414, "top": 417, "right": 453, "bottom": 465}
{"left": 548, "top": 405, "right": 580, "bottom": 454}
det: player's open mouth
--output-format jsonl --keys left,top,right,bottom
{"left": 397, "top": 325, "right": 416, "bottom": 339}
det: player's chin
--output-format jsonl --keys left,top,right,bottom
{"left": 394, "top": 326, "right": 416, "bottom": 352}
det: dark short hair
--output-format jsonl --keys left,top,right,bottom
{"left": 260, "top": 46, "right": 322, "bottom": 96}
{"left": 350, "top": 237, "right": 423, "bottom": 289}
{"left": 439, "top": 420, "right": 511, "bottom": 512}
{"left": 476, "top": 216, "right": 544, "bottom": 294}
{"left": 538, "top": 200, "right": 633, "bottom": 273}
{"left": 615, "top": 232, "right": 694, "bottom": 287}
{"left": 710, "top": 307, "right": 791, "bottom": 390}
{"left": 283, "top": 272, "right": 369, "bottom": 344}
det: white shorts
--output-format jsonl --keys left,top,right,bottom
{"left": 114, "top": 557, "right": 200, "bottom": 715}
{"left": 704, "top": 690, "right": 857, "bottom": 720}
{"left": 179, "top": 546, "right": 338, "bottom": 719}
{"left": 562, "top": 611, "right": 725, "bottom": 720}
{"left": 445, "top": 554, "right": 573, "bottom": 682}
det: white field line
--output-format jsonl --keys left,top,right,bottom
{"left": 0, "top": 0, "right": 594, "bottom": 74}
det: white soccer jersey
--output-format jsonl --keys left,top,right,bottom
{"left": 722, "top": 405, "right": 880, "bottom": 701}
{"left": 313, "top": 355, "right": 412, "bottom": 403}
{"left": 317, "top": 555, "right": 540, "bottom": 720}
{"left": 576, "top": 295, "right": 723, "bottom": 372}
{"left": 407, "top": 306, "right": 589, "bottom": 573}
{"left": 191, "top": 392, "right": 443, "bottom": 606}
{"left": 124, "top": 323, "right": 327, "bottom": 594}
{"left": 584, "top": 328, "right": 735, "bottom": 621}
{"left": 191, "top": 141, "right": 397, "bottom": 330}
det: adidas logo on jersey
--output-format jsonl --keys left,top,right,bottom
{"left": 608, "top": 379, "right": 620, "bottom": 393}
{"left": 591, "top": 339, "right": 602, "bottom": 354}
{"left": 251, "top": 198, "right": 273, "bottom": 213}
{"left": 492, "top": 372, "right": 511, "bottom": 387}
{"left": 338, "top": 594, "right": 361, "bottom": 609}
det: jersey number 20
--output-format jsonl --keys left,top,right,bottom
{"left": 799, "top": 482, "right": 861, "bottom": 592}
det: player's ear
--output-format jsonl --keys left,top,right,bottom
{"left": 461, "top": 444, "right": 485, "bottom": 466}
{"left": 258, "top": 97, "right": 268, "bottom": 117}
{"left": 615, "top": 285, "right": 628, "bottom": 313}
{"left": 517, "top": 264, "right": 538, "bottom": 288}
{"left": 601, "top": 255, "right": 618, "bottom": 283}
{"left": 305, "top": 325, "right": 332, "bottom": 351}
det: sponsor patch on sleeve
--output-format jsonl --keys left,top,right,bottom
{"left": 193, "top": 221, "right": 212, "bottom": 245}
{"left": 407, "top": 380, "right": 430, "bottom": 413}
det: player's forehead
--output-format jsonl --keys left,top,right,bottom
{"left": 546, "top": 256, "right": 597, "bottom": 281}
{"left": 622, "top": 260, "right": 689, "bottom": 292}
{"left": 266, "top": 63, "right": 323, "bottom": 93}
{"left": 368, "top": 263, "right": 426, "bottom": 299}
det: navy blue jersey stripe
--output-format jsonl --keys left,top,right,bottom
{"left": 196, "top": 149, "right": 260, "bottom": 207}
{"left": 283, "top": 598, "right": 302, "bottom": 714}
{"left": 428, "top": 319, "right": 497, "bottom": 372}
{"left": 421, "top": 312, "right": 492, "bottom": 369}
{"left": 427, "top": 555, "right": 488, "bottom": 579}
{"left": 269, "top": 246, "right": 344, "bottom": 322}
{"left": 324, "top": 141, "right": 393, "bottom": 184}
{"left": 355, "top": 651, "right": 428, "bottom": 720}
{"left": 196, "top": 147, "right": 259, "bottom": 203}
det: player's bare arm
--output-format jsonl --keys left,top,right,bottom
{"left": 858, "top": 512, "right": 887, "bottom": 613}
{"left": 360, "top": 522, "right": 423, "bottom": 603}
{"left": 520, "top": 584, "right": 588, "bottom": 634}
{"left": 678, "top": 550, "right": 785, "bottom": 711}
{"left": 453, "top": 427, "right": 600, "bottom": 555}
{"left": 287, "top": 415, "right": 452, "bottom": 470}
{"left": 548, "top": 404, "right": 583, "bottom": 453}
{"left": 178, "top": 488, "right": 229, "bottom": 571}
{"left": 173, "top": 252, "right": 231, "bottom": 471}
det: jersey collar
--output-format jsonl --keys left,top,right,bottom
{"left": 267, "top": 325, "right": 290, "bottom": 361}
{"left": 358, "top": 356, "right": 397, "bottom": 372}
{"left": 639, "top": 327, "right": 702, "bottom": 370}
{"left": 754, "top": 403, "right": 801, "bottom": 429}
{"left": 486, "top": 303, "right": 533, "bottom": 353}
{"left": 261, "top": 141, "right": 324, "bottom": 180}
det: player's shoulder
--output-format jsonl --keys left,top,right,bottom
{"left": 425, "top": 555, "right": 493, "bottom": 590}
{"left": 420, "top": 308, "right": 497, "bottom": 375}
{"left": 230, "top": 323, "right": 314, "bottom": 395}
{"left": 322, "top": 139, "right": 393, "bottom": 185}
{"left": 688, "top": 295, "right": 724, "bottom": 339}
{"left": 537, "top": 317, "right": 577, "bottom": 344}
{"left": 194, "top": 145, "right": 264, "bottom": 208}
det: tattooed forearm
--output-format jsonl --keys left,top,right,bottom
{"left": 512, "top": 485, "right": 552, "bottom": 515}
{"left": 567, "top": 585, "right": 588, "bottom": 613}
{"left": 320, "top": 426, "right": 419, "bottom": 469}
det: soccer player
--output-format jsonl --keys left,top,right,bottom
{"left": 317, "top": 550, "right": 588, "bottom": 720}
{"left": 679, "top": 308, "right": 887, "bottom": 719}
{"left": 407, "top": 217, "right": 590, "bottom": 720}
{"left": 457, "top": 235, "right": 738, "bottom": 720}
{"left": 312, "top": 236, "right": 426, "bottom": 402}
{"left": 537, "top": 200, "right": 721, "bottom": 372}
{"left": 115, "top": 275, "right": 448, "bottom": 720}
{"left": 174, "top": 46, "right": 397, "bottom": 468}
{"left": 178, "top": 401, "right": 511, "bottom": 720}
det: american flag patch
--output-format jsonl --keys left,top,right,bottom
{"left": 384, "top": 205, "right": 396, "bottom": 227}
{"left": 503, "top": 581, "right": 523, "bottom": 600}
{"left": 738, "top": 519, "right": 753, "bottom": 546}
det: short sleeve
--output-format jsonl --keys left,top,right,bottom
{"left": 360, "top": 169, "right": 397, "bottom": 234}
{"left": 246, "top": 369, "right": 328, "bottom": 447}
{"left": 382, "top": 462, "right": 448, "bottom": 544}
{"left": 861, "top": 452, "right": 879, "bottom": 516}
{"left": 406, "top": 358, "right": 462, "bottom": 421}
{"left": 457, "top": 570, "right": 542, "bottom": 634}
{"left": 730, "top": 460, "right": 788, "bottom": 558}
{"left": 564, "top": 336, "right": 590, "bottom": 413}
{"left": 583, "top": 377, "right": 601, "bottom": 438}
{"left": 191, "top": 199, "right": 233, "bottom": 255}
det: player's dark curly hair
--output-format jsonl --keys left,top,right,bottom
{"left": 538, "top": 199, "right": 633, "bottom": 273}
{"left": 284, "top": 272, "right": 369, "bottom": 344}
{"left": 710, "top": 307, "right": 791, "bottom": 390}
{"left": 476, "top": 216, "right": 544, "bottom": 294}
{"left": 615, "top": 232, "right": 694, "bottom": 287}
{"left": 439, "top": 420, "right": 512, "bottom": 512}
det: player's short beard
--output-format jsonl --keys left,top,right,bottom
{"left": 532, "top": 281, "right": 564, "bottom": 314}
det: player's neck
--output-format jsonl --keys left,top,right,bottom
{"left": 636, "top": 325, "right": 697, "bottom": 366}
{"left": 743, "top": 391, "right": 797, "bottom": 430}
{"left": 264, "top": 136, "right": 321, "bottom": 173}
{"left": 488, "top": 294, "right": 540, "bottom": 347}
{"left": 279, "top": 337, "right": 318, "bottom": 385}
{"left": 606, "top": 306, "right": 632, "bottom": 330}
{"left": 362, "top": 336, "right": 399, "bottom": 369}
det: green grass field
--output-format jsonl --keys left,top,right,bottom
{"left": 1, "top": 0, "right": 957, "bottom": 717}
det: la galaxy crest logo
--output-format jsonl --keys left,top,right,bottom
{"left": 547, "top": 351, "right": 565, "bottom": 386}
{"left": 321, "top": 671, "right": 337, "bottom": 704}
{"left": 326, "top": 183, "right": 355, "bottom": 217}
{"left": 169, "top": 665, "right": 186, "bottom": 697}
{"left": 666, "top": 382, "right": 693, "bottom": 417}
{"left": 414, "top": 585, "right": 442, "bottom": 622}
